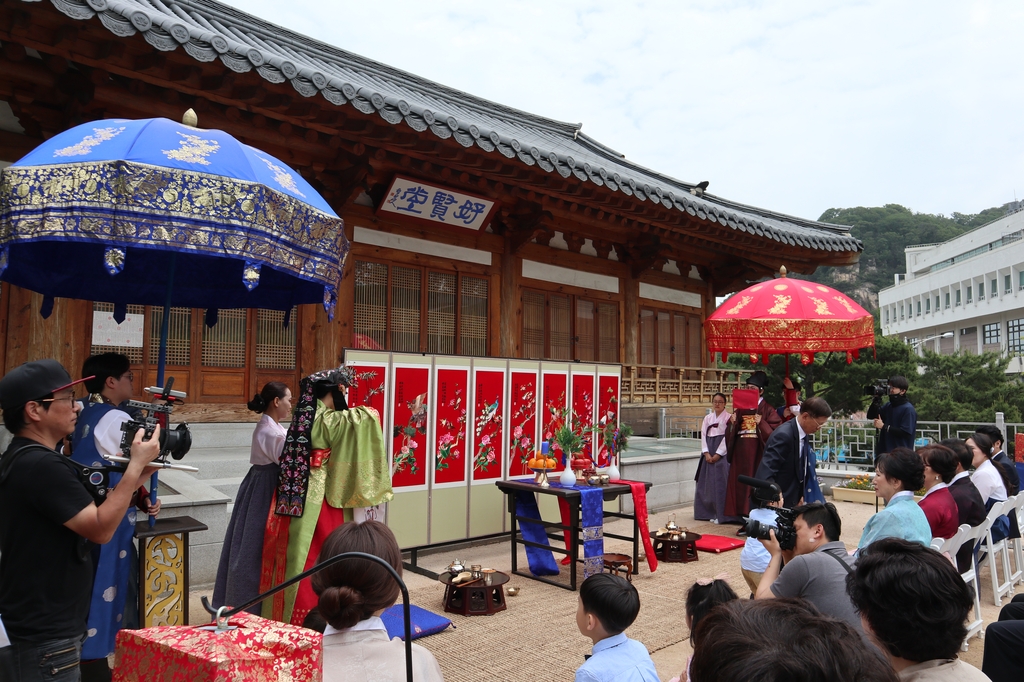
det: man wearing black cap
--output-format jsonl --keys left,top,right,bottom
{"left": 723, "top": 370, "right": 782, "bottom": 526}
{"left": 0, "top": 360, "right": 161, "bottom": 682}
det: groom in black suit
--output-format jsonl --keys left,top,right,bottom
{"left": 755, "top": 397, "right": 833, "bottom": 507}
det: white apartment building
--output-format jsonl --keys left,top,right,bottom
{"left": 878, "top": 204, "right": 1024, "bottom": 372}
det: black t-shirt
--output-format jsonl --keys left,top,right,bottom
{"left": 0, "top": 437, "right": 96, "bottom": 642}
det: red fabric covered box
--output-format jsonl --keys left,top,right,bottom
{"left": 112, "top": 611, "right": 322, "bottom": 682}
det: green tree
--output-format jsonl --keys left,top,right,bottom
{"left": 811, "top": 203, "right": 1011, "bottom": 308}
{"left": 912, "top": 351, "right": 1024, "bottom": 423}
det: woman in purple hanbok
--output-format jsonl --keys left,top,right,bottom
{"left": 694, "top": 393, "right": 731, "bottom": 523}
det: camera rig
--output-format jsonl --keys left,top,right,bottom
{"left": 738, "top": 475, "right": 798, "bottom": 550}
{"left": 104, "top": 377, "right": 197, "bottom": 473}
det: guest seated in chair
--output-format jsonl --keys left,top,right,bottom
{"left": 939, "top": 438, "right": 987, "bottom": 573}
{"left": 917, "top": 445, "right": 960, "bottom": 540}
{"left": 312, "top": 521, "right": 444, "bottom": 682}
{"left": 847, "top": 537, "right": 989, "bottom": 681}
{"left": 858, "top": 448, "right": 932, "bottom": 552}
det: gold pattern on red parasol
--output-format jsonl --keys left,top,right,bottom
{"left": 705, "top": 266, "right": 875, "bottom": 365}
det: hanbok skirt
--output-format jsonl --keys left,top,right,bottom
{"left": 213, "top": 463, "right": 279, "bottom": 614}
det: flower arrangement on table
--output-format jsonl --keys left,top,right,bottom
{"left": 548, "top": 404, "right": 593, "bottom": 479}
{"left": 596, "top": 421, "right": 633, "bottom": 471}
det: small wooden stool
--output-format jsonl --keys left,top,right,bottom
{"left": 602, "top": 553, "right": 634, "bottom": 582}
{"left": 651, "top": 531, "right": 702, "bottom": 563}
{"left": 438, "top": 571, "right": 510, "bottom": 616}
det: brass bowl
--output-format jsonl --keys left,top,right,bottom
{"left": 506, "top": 586, "right": 521, "bottom": 596}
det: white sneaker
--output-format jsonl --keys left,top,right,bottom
{"left": 712, "top": 519, "right": 720, "bottom": 524}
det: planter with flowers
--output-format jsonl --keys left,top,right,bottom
{"left": 832, "top": 473, "right": 923, "bottom": 504}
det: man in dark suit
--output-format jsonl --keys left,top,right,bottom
{"left": 755, "top": 397, "right": 832, "bottom": 508}
{"left": 940, "top": 438, "right": 988, "bottom": 573}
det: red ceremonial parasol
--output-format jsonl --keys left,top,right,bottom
{"left": 705, "top": 266, "right": 875, "bottom": 366}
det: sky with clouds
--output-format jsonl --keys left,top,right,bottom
{"left": 221, "top": 0, "right": 1023, "bottom": 223}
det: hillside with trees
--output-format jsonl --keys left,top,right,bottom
{"left": 807, "top": 203, "right": 1009, "bottom": 309}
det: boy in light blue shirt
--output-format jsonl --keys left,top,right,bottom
{"left": 575, "top": 573, "right": 661, "bottom": 682}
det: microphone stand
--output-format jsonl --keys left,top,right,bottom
{"left": 201, "top": 552, "right": 413, "bottom": 682}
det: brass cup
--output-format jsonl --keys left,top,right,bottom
{"left": 506, "top": 586, "right": 520, "bottom": 596}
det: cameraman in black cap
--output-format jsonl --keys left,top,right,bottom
{"left": 0, "top": 360, "right": 161, "bottom": 682}
{"left": 867, "top": 375, "right": 917, "bottom": 456}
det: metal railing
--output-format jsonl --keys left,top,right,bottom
{"left": 621, "top": 365, "right": 753, "bottom": 404}
{"left": 812, "top": 418, "right": 1023, "bottom": 471}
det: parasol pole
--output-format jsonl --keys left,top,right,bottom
{"left": 785, "top": 353, "right": 790, "bottom": 380}
{"left": 150, "top": 252, "right": 177, "bottom": 527}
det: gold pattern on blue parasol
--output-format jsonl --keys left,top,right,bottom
{"left": 53, "top": 127, "right": 126, "bottom": 158}
{"left": 162, "top": 132, "right": 220, "bottom": 166}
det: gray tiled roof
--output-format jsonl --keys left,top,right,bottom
{"left": 39, "top": 0, "right": 861, "bottom": 254}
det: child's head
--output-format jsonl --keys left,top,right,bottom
{"left": 686, "top": 576, "right": 739, "bottom": 645}
{"left": 576, "top": 573, "right": 640, "bottom": 643}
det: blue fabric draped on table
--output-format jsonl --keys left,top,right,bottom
{"left": 515, "top": 482, "right": 605, "bottom": 578}
{"left": 514, "top": 491, "right": 560, "bottom": 576}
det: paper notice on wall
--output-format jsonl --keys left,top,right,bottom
{"left": 92, "top": 309, "right": 144, "bottom": 347}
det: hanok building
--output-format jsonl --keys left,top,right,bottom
{"left": 0, "top": 0, "right": 862, "bottom": 427}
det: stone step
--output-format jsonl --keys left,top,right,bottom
{"left": 204, "top": 477, "right": 242, "bottom": 501}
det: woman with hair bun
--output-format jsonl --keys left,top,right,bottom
{"left": 213, "top": 381, "right": 292, "bottom": 613}
{"left": 314, "top": 521, "right": 444, "bottom": 682}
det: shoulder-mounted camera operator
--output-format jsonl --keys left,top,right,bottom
{"left": 0, "top": 360, "right": 161, "bottom": 682}
{"left": 866, "top": 375, "right": 917, "bottom": 456}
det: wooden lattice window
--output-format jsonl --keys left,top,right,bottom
{"left": 91, "top": 302, "right": 145, "bottom": 363}
{"left": 428, "top": 271, "right": 456, "bottom": 355}
{"left": 353, "top": 259, "right": 489, "bottom": 356}
{"left": 390, "top": 266, "right": 421, "bottom": 352}
{"left": 354, "top": 261, "right": 388, "bottom": 350}
{"left": 460, "top": 276, "right": 488, "bottom": 357}
{"left": 202, "top": 309, "right": 247, "bottom": 368}
{"left": 256, "top": 308, "right": 297, "bottom": 369}
{"left": 148, "top": 307, "right": 192, "bottom": 365}
{"left": 522, "top": 289, "right": 619, "bottom": 362}
{"left": 597, "top": 303, "right": 619, "bottom": 363}
{"left": 639, "top": 307, "right": 702, "bottom": 374}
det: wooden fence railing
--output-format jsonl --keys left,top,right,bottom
{"left": 620, "top": 365, "right": 754, "bottom": 404}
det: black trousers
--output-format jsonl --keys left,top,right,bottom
{"left": 982, "top": 594, "right": 1024, "bottom": 682}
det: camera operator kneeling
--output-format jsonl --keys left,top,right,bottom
{"left": 754, "top": 501, "right": 863, "bottom": 634}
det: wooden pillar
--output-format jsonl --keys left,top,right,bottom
{"left": 499, "top": 235, "right": 521, "bottom": 358}
{"left": 623, "top": 273, "right": 639, "bottom": 366}
{"left": 702, "top": 275, "right": 713, "bottom": 367}
{"left": 3, "top": 286, "right": 92, "bottom": 376}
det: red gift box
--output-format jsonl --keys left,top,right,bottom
{"left": 113, "top": 611, "right": 322, "bottom": 682}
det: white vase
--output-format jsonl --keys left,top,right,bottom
{"left": 606, "top": 462, "right": 620, "bottom": 480}
{"left": 559, "top": 464, "right": 577, "bottom": 486}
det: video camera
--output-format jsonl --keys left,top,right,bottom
{"left": 106, "top": 377, "right": 196, "bottom": 472}
{"left": 738, "top": 475, "right": 797, "bottom": 551}
{"left": 863, "top": 380, "right": 889, "bottom": 399}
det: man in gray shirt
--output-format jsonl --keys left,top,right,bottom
{"left": 754, "top": 501, "right": 861, "bottom": 633}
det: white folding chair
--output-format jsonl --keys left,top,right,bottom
{"left": 982, "top": 498, "right": 1015, "bottom": 606}
{"left": 1008, "top": 494, "right": 1024, "bottom": 586}
{"left": 936, "top": 523, "right": 985, "bottom": 647}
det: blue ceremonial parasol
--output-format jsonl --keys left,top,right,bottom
{"left": 0, "top": 110, "right": 349, "bottom": 521}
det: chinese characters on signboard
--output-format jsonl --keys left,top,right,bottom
{"left": 378, "top": 176, "right": 496, "bottom": 231}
